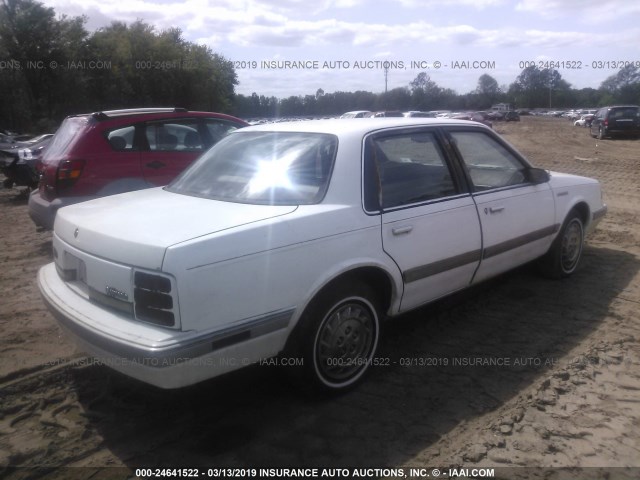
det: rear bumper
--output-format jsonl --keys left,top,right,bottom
{"left": 38, "top": 263, "right": 292, "bottom": 388}
{"left": 604, "top": 126, "right": 640, "bottom": 137}
{"left": 28, "top": 191, "right": 90, "bottom": 230}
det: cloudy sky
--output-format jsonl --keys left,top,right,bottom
{"left": 44, "top": 0, "right": 640, "bottom": 98}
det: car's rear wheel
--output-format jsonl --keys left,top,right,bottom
{"left": 598, "top": 127, "right": 605, "bottom": 140}
{"left": 289, "top": 282, "right": 380, "bottom": 392}
{"left": 538, "top": 210, "right": 584, "bottom": 278}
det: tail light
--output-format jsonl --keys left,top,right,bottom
{"left": 134, "top": 271, "right": 177, "bottom": 327}
{"left": 56, "top": 159, "right": 85, "bottom": 192}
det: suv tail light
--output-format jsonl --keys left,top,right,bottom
{"left": 56, "top": 159, "right": 85, "bottom": 192}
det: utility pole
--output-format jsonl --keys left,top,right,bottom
{"left": 384, "top": 65, "right": 389, "bottom": 94}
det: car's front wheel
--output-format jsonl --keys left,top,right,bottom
{"left": 290, "top": 282, "right": 380, "bottom": 392}
{"left": 538, "top": 211, "right": 584, "bottom": 278}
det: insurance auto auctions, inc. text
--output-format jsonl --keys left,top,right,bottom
{"left": 233, "top": 60, "right": 496, "bottom": 70}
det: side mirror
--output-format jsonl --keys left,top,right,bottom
{"left": 527, "top": 167, "right": 550, "bottom": 185}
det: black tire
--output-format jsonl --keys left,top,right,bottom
{"left": 289, "top": 282, "right": 380, "bottom": 392}
{"left": 538, "top": 211, "right": 584, "bottom": 279}
{"left": 597, "top": 127, "right": 604, "bottom": 140}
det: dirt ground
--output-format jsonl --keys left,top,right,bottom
{"left": 1, "top": 116, "right": 639, "bottom": 479}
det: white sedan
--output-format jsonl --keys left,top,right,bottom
{"left": 38, "top": 118, "right": 607, "bottom": 392}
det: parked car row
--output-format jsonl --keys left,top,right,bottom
{"left": 564, "top": 109, "right": 597, "bottom": 121}
{"left": 37, "top": 115, "right": 607, "bottom": 392}
{"left": 574, "top": 114, "right": 595, "bottom": 128}
{"left": 451, "top": 112, "right": 494, "bottom": 128}
{"left": 505, "top": 105, "right": 640, "bottom": 139}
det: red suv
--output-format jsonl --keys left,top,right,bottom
{"left": 29, "top": 108, "right": 247, "bottom": 230}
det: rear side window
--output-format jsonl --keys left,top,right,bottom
{"left": 145, "top": 120, "right": 202, "bottom": 152}
{"left": 367, "top": 132, "right": 457, "bottom": 209}
{"left": 107, "top": 126, "right": 136, "bottom": 151}
{"left": 142, "top": 118, "right": 241, "bottom": 153}
{"left": 43, "top": 116, "right": 89, "bottom": 159}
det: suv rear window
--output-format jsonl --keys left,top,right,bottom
{"left": 610, "top": 107, "right": 640, "bottom": 119}
{"left": 44, "top": 116, "right": 89, "bottom": 159}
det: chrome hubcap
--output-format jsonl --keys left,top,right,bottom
{"left": 315, "top": 302, "right": 375, "bottom": 382}
{"left": 561, "top": 220, "right": 582, "bottom": 272}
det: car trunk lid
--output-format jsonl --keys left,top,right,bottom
{"left": 54, "top": 187, "right": 297, "bottom": 270}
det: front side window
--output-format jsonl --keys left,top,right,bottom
{"left": 449, "top": 131, "right": 527, "bottom": 191}
{"left": 366, "top": 131, "right": 457, "bottom": 210}
{"left": 167, "top": 132, "right": 337, "bottom": 205}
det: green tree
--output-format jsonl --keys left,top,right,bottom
{"left": 409, "top": 72, "right": 443, "bottom": 110}
{"left": 0, "top": 0, "right": 89, "bottom": 128}
{"left": 508, "top": 66, "right": 571, "bottom": 108}
{"left": 474, "top": 74, "right": 501, "bottom": 108}
{"left": 600, "top": 65, "right": 640, "bottom": 104}
{"left": 87, "top": 20, "right": 237, "bottom": 111}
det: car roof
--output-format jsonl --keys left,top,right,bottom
{"left": 235, "top": 117, "right": 487, "bottom": 136}
{"left": 66, "top": 108, "right": 247, "bottom": 125}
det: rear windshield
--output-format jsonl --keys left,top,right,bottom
{"left": 611, "top": 107, "right": 640, "bottom": 119}
{"left": 167, "top": 131, "right": 337, "bottom": 205}
{"left": 42, "top": 116, "right": 89, "bottom": 159}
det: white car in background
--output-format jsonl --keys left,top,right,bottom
{"left": 574, "top": 114, "right": 595, "bottom": 127}
{"left": 39, "top": 118, "right": 607, "bottom": 392}
{"left": 340, "top": 110, "right": 371, "bottom": 118}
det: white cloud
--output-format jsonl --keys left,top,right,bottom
{"left": 41, "top": 0, "right": 638, "bottom": 98}
{"left": 394, "top": 0, "right": 506, "bottom": 8}
{"left": 45, "top": 0, "right": 639, "bottom": 50}
{"left": 515, "top": 0, "right": 640, "bottom": 23}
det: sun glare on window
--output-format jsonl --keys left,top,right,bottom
{"left": 247, "top": 148, "right": 300, "bottom": 196}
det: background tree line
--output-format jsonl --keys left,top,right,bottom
{"left": 233, "top": 66, "right": 640, "bottom": 119}
{"left": 2, "top": 0, "right": 639, "bottom": 132}
{"left": 0, "top": 0, "right": 237, "bottom": 132}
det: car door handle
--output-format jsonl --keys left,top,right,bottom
{"left": 392, "top": 225, "right": 413, "bottom": 235}
{"left": 146, "top": 160, "right": 166, "bottom": 169}
{"left": 486, "top": 206, "right": 505, "bottom": 214}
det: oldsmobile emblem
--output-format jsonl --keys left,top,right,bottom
{"left": 105, "top": 286, "right": 129, "bottom": 302}
{"left": 74, "top": 228, "right": 79, "bottom": 238}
